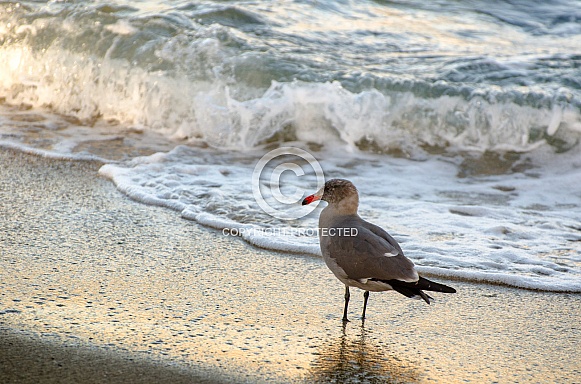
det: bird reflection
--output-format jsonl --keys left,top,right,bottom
{"left": 308, "top": 322, "right": 420, "bottom": 383}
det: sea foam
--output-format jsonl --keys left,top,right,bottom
{"left": 98, "top": 145, "right": 581, "bottom": 292}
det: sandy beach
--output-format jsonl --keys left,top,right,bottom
{"left": 1, "top": 148, "right": 580, "bottom": 383}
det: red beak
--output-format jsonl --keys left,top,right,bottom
{"left": 302, "top": 194, "right": 321, "bottom": 205}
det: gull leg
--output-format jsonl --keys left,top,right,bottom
{"left": 342, "top": 286, "right": 350, "bottom": 322}
{"left": 362, "top": 291, "right": 370, "bottom": 319}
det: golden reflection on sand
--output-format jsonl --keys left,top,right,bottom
{"left": 309, "top": 322, "right": 420, "bottom": 383}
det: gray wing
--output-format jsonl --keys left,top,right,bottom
{"left": 324, "top": 216, "right": 418, "bottom": 283}
{"left": 361, "top": 219, "right": 404, "bottom": 257}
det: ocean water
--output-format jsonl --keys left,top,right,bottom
{"left": 1, "top": 0, "right": 580, "bottom": 292}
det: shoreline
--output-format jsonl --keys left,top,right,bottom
{"left": 1, "top": 148, "right": 580, "bottom": 383}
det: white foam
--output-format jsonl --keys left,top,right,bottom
{"left": 1, "top": 41, "right": 579, "bottom": 155}
{"left": 95, "top": 144, "right": 581, "bottom": 292}
{"left": 105, "top": 20, "right": 138, "bottom": 36}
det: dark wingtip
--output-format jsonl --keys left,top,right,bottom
{"left": 419, "top": 291, "right": 434, "bottom": 304}
{"left": 419, "top": 277, "right": 456, "bottom": 293}
{"left": 438, "top": 284, "right": 457, "bottom": 294}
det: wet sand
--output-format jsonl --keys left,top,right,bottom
{"left": 1, "top": 148, "right": 580, "bottom": 383}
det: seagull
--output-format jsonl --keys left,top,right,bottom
{"left": 302, "top": 179, "right": 456, "bottom": 322}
